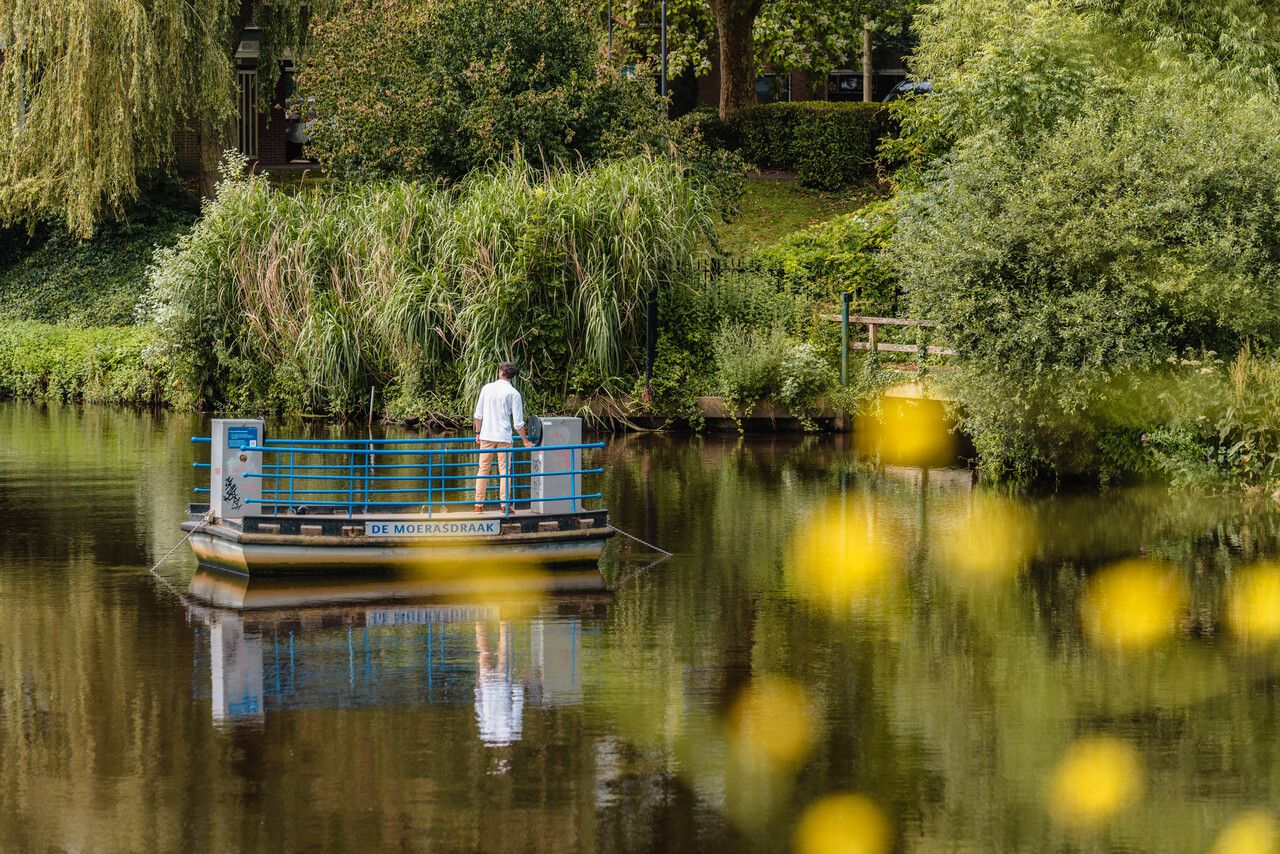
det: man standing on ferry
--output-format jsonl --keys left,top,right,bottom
{"left": 473, "top": 362, "right": 535, "bottom": 513}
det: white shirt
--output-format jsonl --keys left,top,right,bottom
{"left": 473, "top": 379, "right": 525, "bottom": 443}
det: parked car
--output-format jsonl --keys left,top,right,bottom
{"left": 883, "top": 80, "right": 932, "bottom": 102}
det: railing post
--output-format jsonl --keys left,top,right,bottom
{"left": 364, "top": 440, "right": 371, "bottom": 512}
{"left": 347, "top": 450, "right": 355, "bottom": 519}
{"left": 288, "top": 451, "right": 295, "bottom": 514}
{"left": 645, "top": 285, "right": 658, "bottom": 395}
{"left": 868, "top": 322, "right": 878, "bottom": 365}
{"left": 841, "top": 291, "right": 850, "bottom": 386}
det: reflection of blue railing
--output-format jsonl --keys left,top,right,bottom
{"left": 192, "top": 435, "right": 604, "bottom": 518}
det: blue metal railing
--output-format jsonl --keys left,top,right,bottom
{"left": 192, "top": 435, "right": 604, "bottom": 518}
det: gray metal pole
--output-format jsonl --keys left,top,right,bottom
{"left": 660, "top": 0, "right": 668, "bottom": 99}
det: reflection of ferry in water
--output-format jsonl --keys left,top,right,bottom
{"left": 183, "top": 418, "right": 613, "bottom": 581}
{"left": 189, "top": 578, "right": 608, "bottom": 745}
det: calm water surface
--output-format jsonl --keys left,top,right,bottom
{"left": 3, "top": 402, "right": 1280, "bottom": 852}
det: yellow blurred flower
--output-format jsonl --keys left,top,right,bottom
{"left": 1227, "top": 564, "right": 1280, "bottom": 645}
{"left": 729, "top": 676, "right": 817, "bottom": 770}
{"left": 855, "top": 397, "right": 954, "bottom": 467}
{"left": 1047, "top": 736, "right": 1144, "bottom": 830}
{"left": 792, "top": 793, "right": 891, "bottom": 854}
{"left": 788, "top": 505, "right": 898, "bottom": 611}
{"left": 1081, "top": 559, "right": 1187, "bottom": 651}
{"left": 935, "top": 493, "right": 1036, "bottom": 584}
{"left": 1213, "top": 810, "right": 1278, "bottom": 854}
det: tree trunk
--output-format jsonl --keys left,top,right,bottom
{"left": 194, "top": 0, "right": 256, "bottom": 197}
{"left": 862, "top": 19, "right": 874, "bottom": 102}
{"left": 710, "top": 0, "right": 763, "bottom": 122}
{"left": 195, "top": 123, "right": 232, "bottom": 198}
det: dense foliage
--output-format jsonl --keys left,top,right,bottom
{"left": 752, "top": 201, "right": 896, "bottom": 307}
{"left": 891, "top": 0, "right": 1280, "bottom": 483}
{"left": 735, "top": 103, "right": 887, "bottom": 190}
{"left": 0, "top": 321, "right": 170, "bottom": 405}
{"left": 0, "top": 1, "right": 318, "bottom": 236}
{"left": 147, "top": 155, "right": 714, "bottom": 418}
{"left": 302, "top": 0, "right": 676, "bottom": 181}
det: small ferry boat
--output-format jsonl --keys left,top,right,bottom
{"left": 183, "top": 418, "right": 613, "bottom": 578}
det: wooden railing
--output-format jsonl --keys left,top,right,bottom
{"left": 829, "top": 293, "right": 956, "bottom": 385}
{"left": 825, "top": 314, "right": 957, "bottom": 356}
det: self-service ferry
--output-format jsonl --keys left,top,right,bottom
{"left": 183, "top": 418, "right": 613, "bottom": 579}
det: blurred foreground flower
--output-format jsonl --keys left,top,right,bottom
{"left": 935, "top": 493, "right": 1036, "bottom": 584}
{"left": 1227, "top": 564, "right": 1280, "bottom": 645}
{"left": 728, "top": 676, "right": 817, "bottom": 770}
{"left": 788, "top": 504, "right": 899, "bottom": 612}
{"left": 855, "top": 396, "right": 954, "bottom": 467}
{"left": 1047, "top": 736, "right": 1144, "bottom": 830}
{"left": 792, "top": 793, "right": 891, "bottom": 854}
{"left": 405, "top": 555, "right": 550, "bottom": 602}
{"left": 1213, "top": 811, "right": 1278, "bottom": 854}
{"left": 1081, "top": 559, "right": 1187, "bottom": 651}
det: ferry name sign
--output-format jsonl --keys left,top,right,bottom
{"left": 365, "top": 519, "right": 499, "bottom": 537}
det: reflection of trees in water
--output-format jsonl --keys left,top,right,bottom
{"left": 6, "top": 409, "right": 1280, "bottom": 851}
{"left": 595, "top": 434, "right": 1280, "bottom": 851}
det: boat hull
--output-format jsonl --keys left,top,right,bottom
{"left": 182, "top": 508, "right": 612, "bottom": 578}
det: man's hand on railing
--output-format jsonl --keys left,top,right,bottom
{"left": 522, "top": 439, "right": 535, "bottom": 448}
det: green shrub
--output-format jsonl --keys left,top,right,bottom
{"left": 147, "top": 154, "right": 715, "bottom": 418}
{"left": 752, "top": 200, "right": 898, "bottom": 308}
{"left": 0, "top": 321, "right": 170, "bottom": 405}
{"left": 710, "top": 270, "right": 812, "bottom": 334}
{"left": 675, "top": 107, "right": 740, "bottom": 152}
{"left": 734, "top": 103, "right": 887, "bottom": 190}
{"left": 713, "top": 324, "right": 835, "bottom": 427}
{"left": 895, "top": 87, "right": 1280, "bottom": 483}
{"left": 304, "top": 0, "right": 675, "bottom": 182}
{"left": 1145, "top": 349, "right": 1280, "bottom": 491}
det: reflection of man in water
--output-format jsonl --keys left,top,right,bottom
{"left": 474, "top": 622, "right": 524, "bottom": 746}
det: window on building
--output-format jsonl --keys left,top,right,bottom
{"left": 756, "top": 74, "right": 791, "bottom": 104}
{"left": 237, "top": 69, "right": 259, "bottom": 159}
{"left": 827, "top": 71, "right": 864, "bottom": 102}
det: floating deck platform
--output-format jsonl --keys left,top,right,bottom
{"left": 185, "top": 418, "right": 612, "bottom": 588}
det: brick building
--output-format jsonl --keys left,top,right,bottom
{"left": 175, "top": 25, "right": 301, "bottom": 175}
{"left": 681, "top": 48, "right": 911, "bottom": 113}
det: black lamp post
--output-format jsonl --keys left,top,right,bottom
{"left": 659, "top": 0, "right": 667, "bottom": 99}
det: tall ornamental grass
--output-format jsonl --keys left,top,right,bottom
{"left": 147, "top": 156, "right": 714, "bottom": 416}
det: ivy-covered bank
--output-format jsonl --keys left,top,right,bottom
{"left": 0, "top": 321, "right": 171, "bottom": 406}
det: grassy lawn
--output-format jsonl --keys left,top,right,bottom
{"left": 716, "top": 175, "right": 884, "bottom": 256}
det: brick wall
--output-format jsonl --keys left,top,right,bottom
{"left": 252, "top": 69, "right": 291, "bottom": 167}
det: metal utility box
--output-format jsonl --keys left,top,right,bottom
{"left": 530, "top": 417, "right": 583, "bottom": 514}
{"left": 210, "top": 418, "right": 265, "bottom": 521}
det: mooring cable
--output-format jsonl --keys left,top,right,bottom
{"left": 146, "top": 511, "right": 211, "bottom": 599}
{"left": 608, "top": 524, "right": 673, "bottom": 557}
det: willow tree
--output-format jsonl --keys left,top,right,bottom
{"left": 0, "top": 0, "right": 317, "bottom": 237}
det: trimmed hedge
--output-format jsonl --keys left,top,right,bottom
{"left": 675, "top": 107, "right": 742, "bottom": 152}
{"left": 735, "top": 102, "right": 888, "bottom": 191}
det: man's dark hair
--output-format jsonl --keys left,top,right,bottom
{"left": 499, "top": 362, "right": 518, "bottom": 380}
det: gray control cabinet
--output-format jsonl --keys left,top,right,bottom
{"left": 210, "top": 418, "right": 265, "bottom": 520}
{"left": 530, "top": 417, "right": 583, "bottom": 514}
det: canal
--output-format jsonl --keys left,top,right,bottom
{"left": 2, "top": 402, "right": 1279, "bottom": 851}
